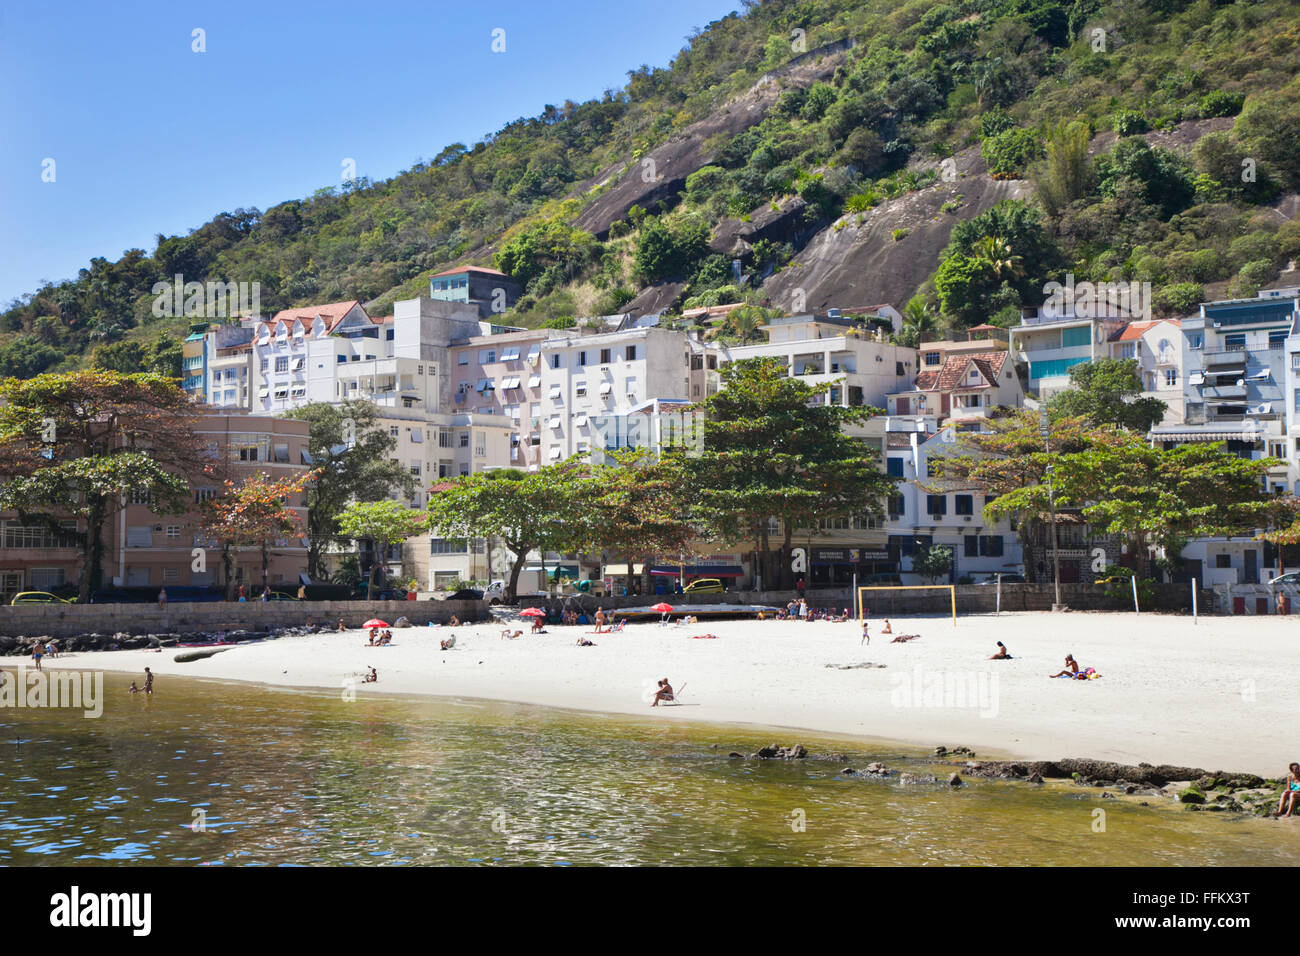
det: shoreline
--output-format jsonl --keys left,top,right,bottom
{"left": 10, "top": 610, "right": 1295, "bottom": 778}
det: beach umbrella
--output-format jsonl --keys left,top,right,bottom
{"left": 650, "top": 602, "right": 674, "bottom": 613}
{"left": 362, "top": 619, "right": 389, "bottom": 628}
{"left": 520, "top": 607, "right": 546, "bottom": 618}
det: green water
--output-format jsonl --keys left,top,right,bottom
{"left": 1, "top": 671, "right": 1296, "bottom": 866}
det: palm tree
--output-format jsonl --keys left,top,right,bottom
{"left": 899, "top": 296, "right": 938, "bottom": 348}
{"left": 973, "top": 236, "right": 1023, "bottom": 281}
{"left": 729, "top": 309, "right": 763, "bottom": 345}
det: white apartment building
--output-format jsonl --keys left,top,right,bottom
{"left": 1009, "top": 305, "right": 1129, "bottom": 399}
{"left": 1106, "top": 319, "right": 1187, "bottom": 425}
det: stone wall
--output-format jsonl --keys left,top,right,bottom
{"left": 0, "top": 600, "right": 488, "bottom": 639}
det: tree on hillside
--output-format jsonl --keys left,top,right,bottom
{"left": 199, "top": 469, "right": 318, "bottom": 599}
{"left": 283, "top": 401, "right": 416, "bottom": 579}
{"left": 1047, "top": 358, "right": 1167, "bottom": 432}
{"left": 0, "top": 371, "right": 215, "bottom": 601}
{"left": 336, "top": 500, "right": 429, "bottom": 598}
{"left": 426, "top": 463, "right": 598, "bottom": 602}
{"left": 683, "top": 357, "right": 895, "bottom": 590}
{"left": 1035, "top": 119, "right": 1095, "bottom": 219}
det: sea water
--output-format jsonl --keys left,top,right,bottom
{"left": 1, "top": 672, "right": 1296, "bottom": 866}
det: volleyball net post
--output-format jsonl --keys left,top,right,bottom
{"left": 857, "top": 585, "right": 957, "bottom": 627}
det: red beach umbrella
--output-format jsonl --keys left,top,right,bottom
{"left": 520, "top": 607, "right": 547, "bottom": 618}
{"left": 362, "top": 619, "right": 389, "bottom": 628}
{"left": 650, "top": 603, "right": 674, "bottom": 613}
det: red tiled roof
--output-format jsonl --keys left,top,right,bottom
{"left": 431, "top": 266, "right": 508, "bottom": 278}
{"left": 268, "top": 300, "right": 365, "bottom": 333}
{"left": 916, "top": 351, "right": 1008, "bottom": 393}
{"left": 1110, "top": 318, "right": 1180, "bottom": 342}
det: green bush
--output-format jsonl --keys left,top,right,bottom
{"left": 1152, "top": 282, "right": 1205, "bottom": 316}
{"left": 1200, "top": 90, "right": 1245, "bottom": 118}
{"left": 980, "top": 127, "right": 1043, "bottom": 179}
{"left": 1112, "top": 109, "right": 1150, "bottom": 135}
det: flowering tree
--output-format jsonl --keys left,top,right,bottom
{"left": 199, "top": 469, "right": 318, "bottom": 599}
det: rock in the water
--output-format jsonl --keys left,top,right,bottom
{"left": 899, "top": 772, "right": 937, "bottom": 785}
{"left": 934, "top": 746, "right": 948, "bottom": 756}
{"left": 727, "top": 751, "right": 744, "bottom": 759}
{"left": 1026, "top": 772, "right": 1045, "bottom": 784}
{"left": 948, "top": 773, "right": 963, "bottom": 788}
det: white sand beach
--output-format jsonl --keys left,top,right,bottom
{"left": 53, "top": 610, "right": 1299, "bottom": 775}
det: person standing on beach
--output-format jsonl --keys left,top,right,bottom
{"left": 31, "top": 641, "right": 44, "bottom": 670}
{"left": 860, "top": 620, "right": 870, "bottom": 645}
{"left": 143, "top": 667, "right": 154, "bottom": 695}
{"left": 260, "top": 585, "right": 270, "bottom": 602}
{"left": 158, "top": 588, "right": 167, "bottom": 609}
{"left": 237, "top": 585, "right": 246, "bottom": 603}
{"left": 297, "top": 584, "right": 307, "bottom": 600}
{"left": 796, "top": 577, "right": 806, "bottom": 599}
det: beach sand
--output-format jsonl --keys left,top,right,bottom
{"left": 48, "top": 610, "right": 1298, "bottom": 775}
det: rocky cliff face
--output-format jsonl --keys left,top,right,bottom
{"left": 761, "top": 147, "right": 1032, "bottom": 312}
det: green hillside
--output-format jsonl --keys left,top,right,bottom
{"left": 6, "top": 0, "right": 1300, "bottom": 377}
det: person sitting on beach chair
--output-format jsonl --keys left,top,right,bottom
{"left": 531, "top": 618, "right": 546, "bottom": 633}
{"left": 651, "top": 678, "right": 675, "bottom": 707}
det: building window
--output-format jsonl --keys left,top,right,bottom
{"left": 896, "top": 362, "right": 905, "bottom": 376}
{"left": 887, "top": 457, "right": 904, "bottom": 477}
{"left": 1061, "top": 326, "right": 1091, "bottom": 348}
{"left": 923, "top": 352, "right": 940, "bottom": 366}
{"left": 1164, "top": 369, "right": 1177, "bottom": 387}
{"left": 1187, "top": 333, "right": 1203, "bottom": 350}
{"left": 600, "top": 348, "right": 612, "bottom": 364}
{"left": 578, "top": 351, "right": 587, "bottom": 366}
{"left": 429, "top": 538, "right": 468, "bottom": 555}
{"left": 1269, "top": 329, "right": 1288, "bottom": 348}
{"left": 955, "top": 494, "right": 973, "bottom": 516}
{"left": 1225, "top": 333, "right": 1246, "bottom": 351}
{"left": 275, "top": 356, "right": 288, "bottom": 373}
{"left": 166, "top": 526, "right": 181, "bottom": 538}
{"left": 625, "top": 345, "right": 637, "bottom": 361}
{"left": 459, "top": 432, "right": 469, "bottom": 448}
{"left": 926, "top": 495, "right": 947, "bottom": 516}
{"left": 1215, "top": 554, "right": 1231, "bottom": 569}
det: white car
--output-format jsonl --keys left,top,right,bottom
{"left": 1268, "top": 571, "right": 1300, "bottom": 586}
{"left": 483, "top": 580, "right": 507, "bottom": 604}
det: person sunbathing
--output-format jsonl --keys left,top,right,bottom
{"left": 377, "top": 632, "right": 392, "bottom": 646}
{"left": 890, "top": 633, "right": 920, "bottom": 643}
{"left": 651, "top": 678, "right": 674, "bottom": 707}
{"left": 1274, "top": 762, "right": 1300, "bottom": 817}
{"left": 440, "top": 637, "right": 455, "bottom": 651}
{"left": 989, "top": 641, "right": 1012, "bottom": 660}
{"left": 1048, "top": 654, "right": 1080, "bottom": 678}
{"left": 577, "top": 637, "right": 595, "bottom": 646}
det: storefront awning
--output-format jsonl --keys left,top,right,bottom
{"left": 603, "top": 563, "right": 645, "bottom": 576}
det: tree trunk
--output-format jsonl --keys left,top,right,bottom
{"left": 641, "top": 552, "right": 653, "bottom": 597}
{"left": 760, "top": 521, "right": 771, "bottom": 593}
{"left": 223, "top": 544, "right": 236, "bottom": 601}
{"left": 781, "top": 519, "right": 794, "bottom": 590}
{"left": 79, "top": 501, "right": 106, "bottom": 604}
{"left": 505, "top": 543, "right": 529, "bottom": 603}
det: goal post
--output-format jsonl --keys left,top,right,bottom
{"left": 857, "top": 585, "right": 956, "bottom": 627}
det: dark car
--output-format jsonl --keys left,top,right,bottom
{"left": 91, "top": 589, "right": 149, "bottom": 604}
{"left": 444, "top": 588, "right": 483, "bottom": 602}
{"left": 350, "top": 587, "right": 402, "bottom": 601}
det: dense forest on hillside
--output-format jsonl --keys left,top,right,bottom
{"left": 7, "top": 0, "right": 1300, "bottom": 377}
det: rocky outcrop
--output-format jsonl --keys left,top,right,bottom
{"left": 573, "top": 45, "right": 852, "bottom": 238}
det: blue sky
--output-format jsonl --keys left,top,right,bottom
{"left": 0, "top": 0, "right": 742, "bottom": 303}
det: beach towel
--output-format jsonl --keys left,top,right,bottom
{"left": 691, "top": 634, "right": 718, "bottom": 639}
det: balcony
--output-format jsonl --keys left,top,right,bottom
{"left": 1204, "top": 350, "right": 1248, "bottom": 369}
{"left": 1201, "top": 384, "right": 1247, "bottom": 401}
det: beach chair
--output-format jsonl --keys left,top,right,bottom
{"left": 611, "top": 619, "right": 626, "bottom": 633}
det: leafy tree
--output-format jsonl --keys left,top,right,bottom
{"left": 494, "top": 218, "right": 599, "bottom": 290}
{"left": 0, "top": 371, "right": 215, "bottom": 601}
{"left": 336, "top": 499, "right": 429, "bottom": 598}
{"left": 912, "top": 542, "right": 953, "bottom": 583}
{"left": 91, "top": 340, "right": 147, "bottom": 373}
{"left": 898, "top": 296, "right": 940, "bottom": 348}
{"left": 682, "top": 357, "right": 894, "bottom": 590}
{"left": 635, "top": 216, "right": 710, "bottom": 283}
{"left": 283, "top": 401, "right": 416, "bottom": 578}
{"left": 200, "top": 469, "right": 317, "bottom": 598}
{"left": 426, "top": 463, "right": 597, "bottom": 602}
{"left": 1047, "top": 358, "right": 1167, "bottom": 432}
{"left": 1095, "top": 138, "right": 1196, "bottom": 218}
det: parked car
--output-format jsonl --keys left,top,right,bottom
{"left": 1268, "top": 571, "right": 1300, "bottom": 586}
{"left": 90, "top": 589, "right": 149, "bottom": 603}
{"left": 11, "top": 591, "right": 73, "bottom": 605}
{"left": 444, "top": 588, "right": 484, "bottom": 602}
{"left": 350, "top": 587, "right": 402, "bottom": 601}
{"left": 977, "top": 574, "right": 1025, "bottom": 585}
{"left": 682, "top": 578, "right": 725, "bottom": 594}
{"left": 264, "top": 590, "right": 300, "bottom": 601}
{"left": 483, "top": 580, "right": 507, "bottom": 604}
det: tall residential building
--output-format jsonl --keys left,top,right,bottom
{"left": 1008, "top": 304, "right": 1129, "bottom": 399}
{"left": 1106, "top": 318, "right": 1187, "bottom": 425}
